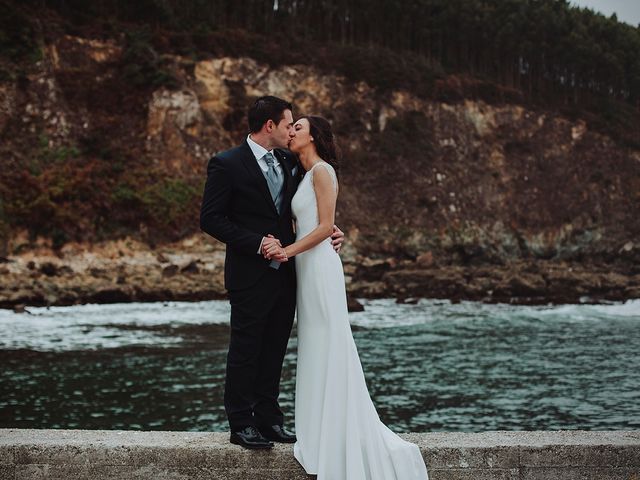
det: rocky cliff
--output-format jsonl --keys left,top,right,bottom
{"left": 1, "top": 34, "right": 639, "bottom": 308}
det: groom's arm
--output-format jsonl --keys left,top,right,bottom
{"left": 200, "top": 156, "right": 263, "bottom": 255}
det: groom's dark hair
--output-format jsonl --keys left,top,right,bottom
{"left": 248, "top": 96, "right": 292, "bottom": 133}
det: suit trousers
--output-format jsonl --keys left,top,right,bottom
{"left": 224, "top": 265, "right": 296, "bottom": 431}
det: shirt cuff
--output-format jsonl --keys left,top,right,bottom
{"left": 258, "top": 236, "right": 266, "bottom": 254}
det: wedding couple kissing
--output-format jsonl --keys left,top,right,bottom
{"left": 200, "top": 95, "right": 429, "bottom": 479}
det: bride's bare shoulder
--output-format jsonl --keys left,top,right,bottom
{"left": 310, "top": 162, "right": 338, "bottom": 192}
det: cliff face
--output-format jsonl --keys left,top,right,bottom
{"left": 1, "top": 34, "right": 639, "bottom": 307}
{"left": 146, "top": 53, "right": 640, "bottom": 268}
{"left": 5, "top": 35, "right": 638, "bottom": 263}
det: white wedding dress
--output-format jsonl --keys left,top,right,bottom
{"left": 291, "top": 161, "right": 429, "bottom": 480}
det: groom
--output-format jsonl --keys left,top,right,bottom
{"left": 200, "top": 96, "right": 344, "bottom": 449}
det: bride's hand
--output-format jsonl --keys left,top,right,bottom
{"left": 269, "top": 245, "right": 288, "bottom": 262}
{"left": 265, "top": 243, "right": 288, "bottom": 262}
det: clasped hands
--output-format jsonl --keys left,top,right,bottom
{"left": 262, "top": 225, "right": 345, "bottom": 262}
{"left": 262, "top": 235, "right": 288, "bottom": 262}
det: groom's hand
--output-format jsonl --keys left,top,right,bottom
{"left": 331, "top": 225, "right": 345, "bottom": 253}
{"left": 262, "top": 234, "right": 282, "bottom": 259}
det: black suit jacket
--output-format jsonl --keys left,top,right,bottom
{"left": 200, "top": 140, "right": 301, "bottom": 291}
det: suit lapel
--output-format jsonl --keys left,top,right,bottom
{"left": 239, "top": 141, "right": 279, "bottom": 215}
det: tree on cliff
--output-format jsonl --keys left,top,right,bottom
{"left": 23, "top": 0, "right": 640, "bottom": 109}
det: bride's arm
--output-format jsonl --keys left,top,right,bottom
{"left": 284, "top": 166, "right": 337, "bottom": 258}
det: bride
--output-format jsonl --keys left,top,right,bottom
{"left": 263, "top": 116, "right": 429, "bottom": 480}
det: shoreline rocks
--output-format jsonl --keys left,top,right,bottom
{"left": 1, "top": 236, "right": 638, "bottom": 311}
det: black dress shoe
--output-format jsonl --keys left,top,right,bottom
{"left": 230, "top": 426, "right": 274, "bottom": 449}
{"left": 257, "top": 424, "right": 297, "bottom": 443}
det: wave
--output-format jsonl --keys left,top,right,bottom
{"left": 0, "top": 298, "right": 636, "bottom": 351}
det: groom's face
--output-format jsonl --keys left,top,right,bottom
{"left": 270, "top": 109, "right": 294, "bottom": 150}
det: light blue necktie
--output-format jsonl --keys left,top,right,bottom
{"left": 263, "top": 152, "right": 284, "bottom": 269}
{"left": 263, "top": 152, "right": 284, "bottom": 213}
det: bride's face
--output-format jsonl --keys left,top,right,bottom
{"left": 288, "top": 118, "right": 312, "bottom": 154}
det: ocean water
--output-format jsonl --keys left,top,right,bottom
{"left": 1, "top": 298, "right": 639, "bottom": 432}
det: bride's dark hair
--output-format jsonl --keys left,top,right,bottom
{"left": 300, "top": 115, "right": 340, "bottom": 175}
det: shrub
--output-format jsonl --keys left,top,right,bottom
{"left": 121, "top": 28, "right": 179, "bottom": 89}
{"left": 139, "top": 178, "right": 199, "bottom": 230}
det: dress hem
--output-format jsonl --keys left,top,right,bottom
{"left": 293, "top": 450, "right": 317, "bottom": 475}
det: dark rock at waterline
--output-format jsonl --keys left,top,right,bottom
{"left": 347, "top": 296, "right": 364, "bottom": 312}
{"left": 0, "top": 290, "right": 47, "bottom": 309}
{"left": 12, "top": 304, "right": 27, "bottom": 313}
{"left": 349, "top": 261, "right": 640, "bottom": 305}
{"left": 86, "top": 288, "right": 133, "bottom": 304}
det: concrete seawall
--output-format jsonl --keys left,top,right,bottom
{"left": 1, "top": 429, "right": 639, "bottom": 479}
